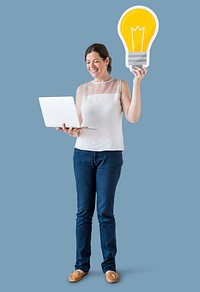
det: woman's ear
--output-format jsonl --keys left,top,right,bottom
{"left": 105, "top": 57, "right": 109, "bottom": 65}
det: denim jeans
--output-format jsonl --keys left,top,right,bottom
{"left": 73, "top": 148, "right": 123, "bottom": 274}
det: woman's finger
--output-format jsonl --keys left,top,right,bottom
{"left": 62, "top": 123, "right": 69, "bottom": 132}
{"left": 131, "top": 69, "right": 138, "bottom": 76}
{"left": 135, "top": 67, "right": 143, "bottom": 75}
{"left": 142, "top": 66, "right": 147, "bottom": 75}
{"left": 68, "top": 127, "right": 74, "bottom": 135}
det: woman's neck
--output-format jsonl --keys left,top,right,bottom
{"left": 93, "top": 74, "right": 112, "bottom": 83}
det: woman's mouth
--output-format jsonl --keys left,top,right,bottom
{"left": 90, "top": 69, "right": 98, "bottom": 73}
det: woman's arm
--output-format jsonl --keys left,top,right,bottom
{"left": 76, "top": 84, "right": 83, "bottom": 125}
{"left": 120, "top": 66, "right": 147, "bottom": 123}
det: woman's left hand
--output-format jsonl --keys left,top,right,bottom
{"left": 130, "top": 66, "right": 147, "bottom": 81}
{"left": 56, "top": 123, "right": 81, "bottom": 137}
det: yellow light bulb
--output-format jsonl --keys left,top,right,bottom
{"left": 118, "top": 6, "right": 159, "bottom": 69}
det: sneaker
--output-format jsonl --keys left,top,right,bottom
{"left": 68, "top": 269, "right": 88, "bottom": 283}
{"left": 105, "top": 271, "right": 119, "bottom": 283}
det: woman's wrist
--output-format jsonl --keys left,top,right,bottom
{"left": 68, "top": 128, "right": 80, "bottom": 137}
{"left": 75, "top": 130, "right": 80, "bottom": 137}
{"left": 133, "top": 78, "right": 141, "bottom": 85}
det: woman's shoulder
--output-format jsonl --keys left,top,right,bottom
{"left": 76, "top": 81, "right": 92, "bottom": 98}
{"left": 77, "top": 81, "right": 92, "bottom": 91}
{"left": 119, "top": 79, "right": 128, "bottom": 84}
{"left": 113, "top": 78, "right": 128, "bottom": 85}
{"left": 112, "top": 79, "right": 129, "bottom": 91}
{"left": 120, "top": 79, "right": 129, "bottom": 89}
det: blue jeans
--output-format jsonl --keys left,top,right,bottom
{"left": 73, "top": 148, "right": 123, "bottom": 274}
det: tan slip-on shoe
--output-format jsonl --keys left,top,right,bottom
{"left": 105, "top": 271, "right": 119, "bottom": 283}
{"left": 68, "top": 269, "right": 88, "bottom": 283}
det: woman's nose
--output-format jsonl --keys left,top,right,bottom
{"left": 90, "top": 61, "right": 95, "bottom": 68}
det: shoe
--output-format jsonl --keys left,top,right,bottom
{"left": 105, "top": 271, "right": 119, "bottom": 283}
{"left": 68, "top": 269, "right": 88, "bottom": 283}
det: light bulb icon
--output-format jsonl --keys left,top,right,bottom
{"left": 118, "top": 6, "right": 159, "bottom": 69}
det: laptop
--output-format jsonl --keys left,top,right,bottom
{"left": 38, "top": 96, "right": 94, "bottom": 129}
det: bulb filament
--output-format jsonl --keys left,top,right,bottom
{"left": 131, "top": 26, "right": 145, "bottom": 52}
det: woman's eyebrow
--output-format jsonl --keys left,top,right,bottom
{"left": 86, "top": 58, "right": 100, "bottom": 62}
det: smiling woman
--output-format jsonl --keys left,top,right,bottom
{"left": 85, "top": 43, "right": 112, "bottom": 79}
{"left": 56, "top": 43, "right": 147, "bottom": 283}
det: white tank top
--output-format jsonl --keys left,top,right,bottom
{"left": 75, "top": 78, "right": 124, "bottom": 151}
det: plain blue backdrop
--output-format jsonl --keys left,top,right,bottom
{"left": 7, "top": 0, "right": 200, "bottom": 291}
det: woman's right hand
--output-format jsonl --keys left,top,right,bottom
{"left": 56, "top": 123, "right": 80, "bottom": 137}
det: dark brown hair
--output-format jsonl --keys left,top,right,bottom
{"left": 85, "top": 43, "right": 112, "bottom": 74}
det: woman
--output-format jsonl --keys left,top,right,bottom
{"left": 57, "top": 43, "right": 147, "bottom": 283}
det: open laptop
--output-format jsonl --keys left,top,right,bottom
{"left": 39, "top": 96, "right": 95, "bottom": 129}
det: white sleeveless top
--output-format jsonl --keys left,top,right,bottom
{"left": 75, "top": 78, "right": 124, "bottom": 151}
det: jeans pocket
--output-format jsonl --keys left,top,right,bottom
{"left": 103, "top": 151, "right": 123, "bottom": 168}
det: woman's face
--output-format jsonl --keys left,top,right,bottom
{"left": 86, "top": 51, "right": 109, "bottom": 79}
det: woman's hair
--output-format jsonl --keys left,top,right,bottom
{"left": 85, "top": 43, "right": 112, "bottom": 74}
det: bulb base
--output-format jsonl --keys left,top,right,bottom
{"left": 128, "top": 52, "right": 147, "bottom": 68}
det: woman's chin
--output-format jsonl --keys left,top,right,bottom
{"left": 89, "top": 71, "right": 100, "bottom": 78}
{"left": 90, "top": 73, "right": 98, "bottom": 79}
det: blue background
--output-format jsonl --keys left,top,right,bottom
{"left": 7, "top": 0, "right": 200, "bottom": 291}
